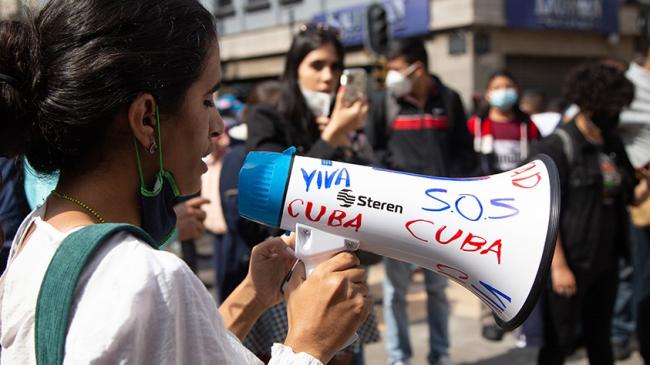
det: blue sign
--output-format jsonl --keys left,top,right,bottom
{"left": 506, "top": 0, "right": 619, "bottom": 34}
{"left": 313, "top": 0, "right": 430, "bottom": 47}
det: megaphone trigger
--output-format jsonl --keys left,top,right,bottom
{"left": 295, "top": 223, "right": 360, "bottom": 276}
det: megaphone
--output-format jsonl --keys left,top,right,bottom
{"left": 239, "top": 147, "right": 559, "bottom": 330}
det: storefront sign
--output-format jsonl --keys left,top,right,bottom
{"left": 506, "top": 0, "right": 619, "bottom": 34}
{"left": 312, "top": 0, "right": 430, "bottom": 47}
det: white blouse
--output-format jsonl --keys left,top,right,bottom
{"left": 0, "top": 204, "right": 321, "bottom": 365}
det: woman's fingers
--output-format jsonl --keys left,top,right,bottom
{"left": 280, "top": 233, "right": 296, "bottom": 249}
{"left": 315, "top": 251, "right": 360, "bottom": 274}
{"left": 284, "top": 260, "right": 306, "bottom": 299}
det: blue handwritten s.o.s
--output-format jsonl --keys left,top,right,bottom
{"left": 422, "top": 189, "right": 520, "bottom": 222}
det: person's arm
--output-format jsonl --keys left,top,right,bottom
{"left": 529, "top": 134, "right": 575, "bottom": 297}
{"left": 632, "top": 167, "right": 650, "bottom": 206}
{"left": 282, "top": 251, "right": 371, "bottom": 363}
{"left": 320, "top": 88, "right": 368, "bottom": 148}
{"left": 246, "top": 105, "right": 290, "bottom": 153}
{"left": 173, "top": 197, "right": 209, "bottom": 241}
{"left": 218, "top": 237, "right": 294, "bottom": 340}
{"left": 219, "top": 236, "right": 371, "bottom": 364}
{"left": 304, "top": 138, "right": 340, "bottom": 160}
{"left": 550, "top": 235, "right": 576, "bottom": 297}
{"left": 218, "top": 276, "right": 267, "bottom": 341}
{"left": 246, "top": 104, "right": 341, "bottom": 160}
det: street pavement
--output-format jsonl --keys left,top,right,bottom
{"left": 363, "top": 265, "right": 644, "bottom": 365}
{"left": 187, "top": 238, "right": 644, "bottom": 365}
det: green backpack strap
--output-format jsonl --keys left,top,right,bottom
{"left": 35, "top": 223, "right": 156, "bottom": 365}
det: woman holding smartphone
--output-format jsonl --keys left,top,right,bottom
{"left": 246, "top": 24, "right": 378, "bottom": 365}
{"left": 247, "top": 24, "right": 368, "bottom": 159}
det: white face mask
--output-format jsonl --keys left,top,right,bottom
{"left": 385, "top": 64, "right": 417, "bottom": 98}
{"left": 301, "top": 88, "right": 333, "bottom": 117}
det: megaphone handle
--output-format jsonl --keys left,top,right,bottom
{"left": 294, "top": 224, "right": 361, "bottom": 351}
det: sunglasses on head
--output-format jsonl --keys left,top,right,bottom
{"left": 299, "top": 23, "right": 341, "bottom": 39}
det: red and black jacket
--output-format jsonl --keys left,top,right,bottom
{"left": 466, "top": 115, "right": 539, "bottom": 175}
{"left": 366, "top": 75, "right": 476, "bottom": 177}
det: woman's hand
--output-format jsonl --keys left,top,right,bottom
{"left": 245, "top": 235, "right": 296, "bottom": 309}
{"left": 173, "top": 197, "right": 209, "bottom": 241}
{"left": 316, "top": 116, "right": 330, "bottom": 132}
{"left": 551, "top": 264, "right": 577, "bottom": 298}
{"left": 322, "top": 88, "right": 369, "bottom": 147}
{"left": 633, "top": 166, "right": 650, "bottom": 206}
{"left": 283, "top": 252, "right": 372, "bottom": 363}
{"left": 219, "top": 235, "right": 295, "bottom": 341}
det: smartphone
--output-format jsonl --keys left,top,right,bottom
{"left": 340, "top": 68, "right": 367, "bottom": 104}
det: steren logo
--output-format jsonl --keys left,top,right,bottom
{"left": 337, "top": 189, "right": 403, "bottom": 214}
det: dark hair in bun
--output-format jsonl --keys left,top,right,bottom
{"left": 0, "top": 0, "right": 216, "bottom": 174}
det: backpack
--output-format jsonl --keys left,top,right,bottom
{"left": 35, "top": 224, "right": 156, "bottom": 365}
{"left": 553, "top": 127, "right": 575, "bottom": 166}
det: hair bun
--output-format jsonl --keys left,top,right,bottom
{"left": 0, "top": 20, "right": 38, "bottom": 157}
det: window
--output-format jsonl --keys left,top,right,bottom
{"left": 245, "top": 0, "right": 271, "bottom": 13}
{"left": 448, "top": 32, "right": 466, "bottom": 55}
{"left": 215, "top": 0, "right": 235, "bottom": 18}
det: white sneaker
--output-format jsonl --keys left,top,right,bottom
{"left": 391, "top": 361, "right": 411, "bottom": 365}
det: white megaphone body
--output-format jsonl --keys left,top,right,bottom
{"left": 238, "top": 147, "right": 560, "bottom": 330}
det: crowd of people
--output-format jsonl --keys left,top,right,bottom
{"left": 1, "top": 1, "right": 650, "bottom": 365}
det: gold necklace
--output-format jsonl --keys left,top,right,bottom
{"left": 51, "top": 191, "right": 106, "bottom": 224}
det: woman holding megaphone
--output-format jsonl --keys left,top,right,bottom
{"left": 0, "top": 2, "right": 371, "bottom": 364}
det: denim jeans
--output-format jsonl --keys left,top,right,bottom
{"left": 383, "top": 257, "right": 449, "bottom": 364}
{"left": 610, "top": 257, "right": 635, "bottom": 344}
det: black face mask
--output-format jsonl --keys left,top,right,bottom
{"left": 134, "top": 106, "right": 182, "bottom": 249}
{"left": 590, "top": 113, "right": 620, "bottom": 133}
{"left": 138, "top": 171, "right": 180, "bottom": 248}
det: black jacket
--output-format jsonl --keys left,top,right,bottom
{"left": 365, "top": 75, "right": 476, "bottom": 177}
{"left": 247, "top": 104, "right": 344, "bottom": 160}
{"left": 531, "top": 121, "right": 637, "bottom": 271}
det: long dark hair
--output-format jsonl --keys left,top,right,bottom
{"left": 0, "top": 0, "right": 216, "bottom": 174}
{"left": 279, "top": 25, "right": 344, "bottom": 143}
{"left": 477, "top": 70, "right": 530, "bottom": 123}
{"left": 0, "top": 21, "right": 32, "bottom": 158}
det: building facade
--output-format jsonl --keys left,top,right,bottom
{"left": 0, "top": 0, "right": 20, "bottom": 19}
{"left": 0, "top": 0, "right": 45, "bottom": 19}
{"left": 2, "top": 0, "right": 642, "bottom": 105}
{"left": 206, "top": 0, "right": 643, "bottom": 107}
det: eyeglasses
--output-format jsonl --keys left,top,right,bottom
{"left": 299, "top": 22, "right": 341, "bottom": 39}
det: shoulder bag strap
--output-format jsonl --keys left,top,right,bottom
{"left": 35, "top": 223, "right": 155, "bottom": 365}
{"left": 553, "top": 128, "right": 575, "bottom": 166}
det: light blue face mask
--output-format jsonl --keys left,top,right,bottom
{"left": 488, "top": 88, "right": 518, "bottom": 110}
{"left": 23, "top": 158, "right": 59, "bottom": 210}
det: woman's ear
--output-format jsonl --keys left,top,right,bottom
{"left": 128, "top": 93, "right": 158, "bottom": 150}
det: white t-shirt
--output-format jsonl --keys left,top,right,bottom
{"left": 0, "top": 204, "right": 321, "bottom": 365}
